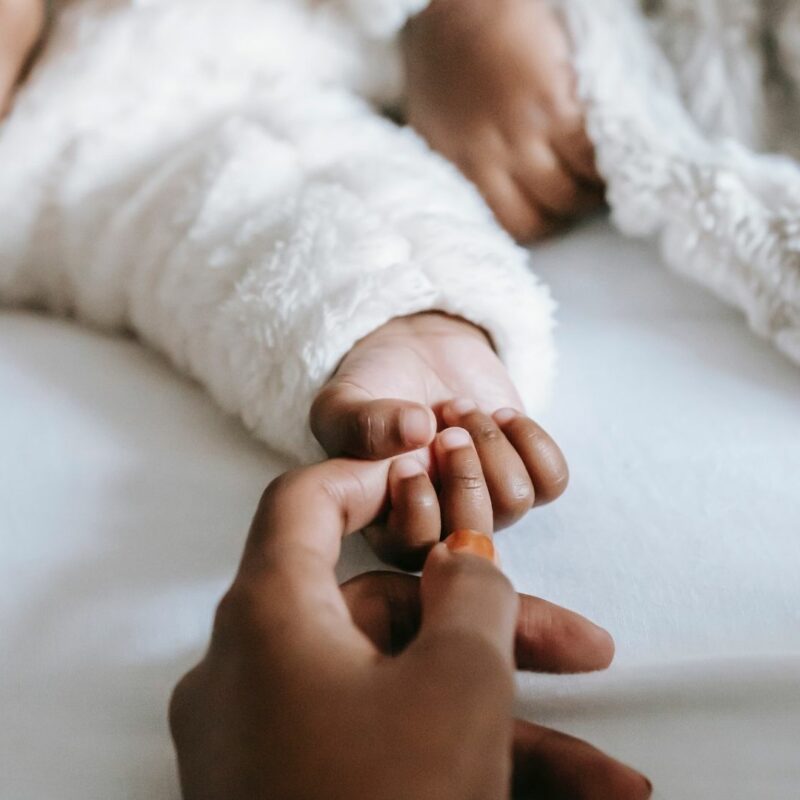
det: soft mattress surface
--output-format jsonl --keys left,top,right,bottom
{"left": 2, "top": 220, "right": 798, "bottom": 799}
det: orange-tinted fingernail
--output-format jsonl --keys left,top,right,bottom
{"left": 444, "top": 529, "right": 498, "bottom": 564}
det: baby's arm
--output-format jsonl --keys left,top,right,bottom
{"left": 404, "top": 0, "right": 604, "bottom": 242}
{"left": 0, "top": 0, "right": 45, "bottom": 114}
{"left": 0, "top": 1, "right": 557, "bottom": 463}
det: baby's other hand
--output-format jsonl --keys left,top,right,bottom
{"left": 0, "top": 0, "right": 45, "bottom": 115}
{"left": 404, "top": 0, "right": 604, "bottom": 242}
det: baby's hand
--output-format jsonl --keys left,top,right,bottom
{"left": 311, "top": 312, "right": 568, "bottom": 568}
{"left": 404, "top": 0, "right": 604, "bottom": 242}
{"left": 0, "top": 0, "right": 45, "bottom": 115}
{"left": 366, "top": 419, "right": 564, "bottom": 570}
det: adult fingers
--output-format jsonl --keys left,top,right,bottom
{"left": 435, "top": 427, "right": 494, "bottom": 537}
{"left": 243, "top": 458, "right": 394, "bottom": 578}
{"left": 412, "top": 538, "right": 518, "bottom": 675}
{"left": 227, "top": 458, "right": 397, "bottom": 651}
{"left": 442, "top": 399, "right": 534, "bottom": 530}
{"left": 514, "top": 594, "right": 615, "bottom": 673}
{"left": 310, "top": 381, "right": 436, "bottom": 460}
{"left": 512, "top": 719, "right": 652, "bottom": 799}
{"left": 364, "top": 457, "right": 441, "bottom": 571}
{"left": 340, "top": 571, "right": 422, "bottom": 655}
{"left": 340, "top": 571, "right": 614, "bottom": 673}
{"left": 493, "top": 409, "right": 569, "bottom": 507}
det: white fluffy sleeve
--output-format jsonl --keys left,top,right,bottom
{"left": 331, "top": 0, "right": 432, "bottom": 38}
{"left": 0, "top": 2, "right": 555, "bottom": 464}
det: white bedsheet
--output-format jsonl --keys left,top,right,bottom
{"left": 2, "top": 220, "right": 799, "bottom": 799}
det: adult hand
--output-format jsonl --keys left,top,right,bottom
{"left": 0, "top": 0, "right": 46, "bottom": 115}
{"left": 170, "top": 435, "right": 652, "bottom": 799}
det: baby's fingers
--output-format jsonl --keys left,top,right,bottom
{"left": 311, "top": 383, "right": 436, "bottom": 460}
{"left": 364, "top": 458, "right": 440, "bottom": 571}
{"left": 435, "top": 427, "right": 494, "bottom": 537}
{"left": 443, "top": 400, "right": 535, "bottom": 529}
{"left": 493, "top": 408, "right": 569, "bottom": 507}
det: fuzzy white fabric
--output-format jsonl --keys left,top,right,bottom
{"left": 4, "top": 0, "right": 798, "bottom": 465}
{"left": 0, "top": 0, "right": 556, "bottom": 462}
{"left": 556, "top": 0, "right": 800, "bottom": 366}
{"left": 339, "top": 0, "right": 800, "bottom": 370}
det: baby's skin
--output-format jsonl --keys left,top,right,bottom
{"left": 404, "top": 0, "right": 604, "bottom": 242}
{"left": 311, "top": 312, "right": 570, "bottom": 568}
{"left": 1, "top": 0, "right": 596, "bottom": 560}
{"left": 313, "top": 0, "right": 601, "bottom": 562}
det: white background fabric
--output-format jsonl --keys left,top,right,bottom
{"left": 2, "top": 220, "right": 799, "bottom": 799}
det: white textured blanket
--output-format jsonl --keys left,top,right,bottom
{"left": 4, "top": 221, "right": 799, "bottom": 800}
{"left": 0, "top": 0, "right": 556, "bottom": 463}
{"left": 4, "top": 1, "right": 799, "bottom": 465}
{"left": 340, "top": 0, "right": 800, "bottom": 368}
{"left": 559, "top": 0, "right": 800, "bottom": 369}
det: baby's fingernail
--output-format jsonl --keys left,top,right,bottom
{"left": 493, "top": 407, "right": 521, "bottom": 425}
{"left": 450, "top": 398, "right": 477, "bottom": 416}
{"left": 401, "top": 406, "right": 434, "bottom": 447}
{"left": 438, "top": 427, "right": 472, "bottom": 451}
{"left": 392, "top": 457, "right": 425, "bottom": 480}
{"left": 444, "top": 529, "right": 497, "bottom": 564}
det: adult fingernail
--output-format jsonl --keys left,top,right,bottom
{"left": 401, "top": 406, "right": 434, "bottom": 447}
{"left": 493, "top": 407, "right": 521, "bottom": 425}
{"left": 444, "top": 529, "right": 497, "bottom": 564}
{"left": 438, "top": 427, "right": 472, "bottom": 451}
{"left": 392, "top": 457, "right": 425, "bottom": 480}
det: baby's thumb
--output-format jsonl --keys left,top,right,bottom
{"left": 310, "top": 383, "right": 435, "bottom": 460}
